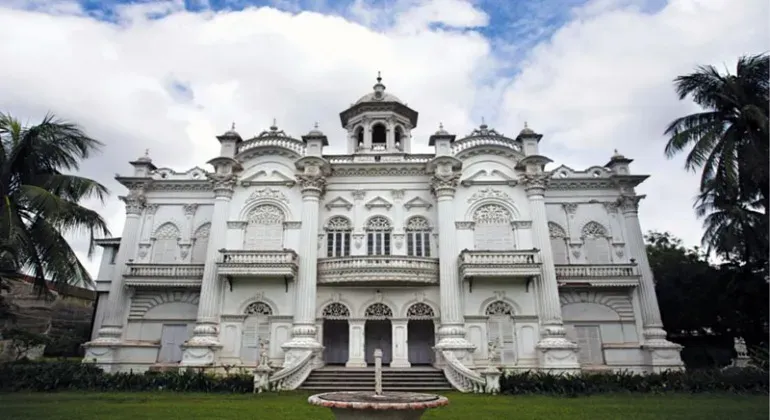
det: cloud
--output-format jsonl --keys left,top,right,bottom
{"left": 0, "top": 0, "right": 766, "bottom": 278}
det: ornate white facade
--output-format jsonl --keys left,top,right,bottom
{"left": 84, "top": 76, "right": 684, "bottom": 390}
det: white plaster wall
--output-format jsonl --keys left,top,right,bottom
{"left": 90, "top": 292, "right": 109, "bottom": 340}
{"left": 95, "top": 246, "right": 118, "bottom": 281}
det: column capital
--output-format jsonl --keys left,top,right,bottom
{"left": 120, "top": 187, "right": 146, "bottom": 215}
{"left": 297, "top": 174, "right": 326, "bottom": 197}
{"left": 430, "top": 172, "right": 460, "bottom": 198}
{"left": 617, "top": 194, "right": 645, "bottom": 214}
{"left": 520, "top": 172, "right": 550, "bottom": 196}
{"left": 208, "top": 174, "right": 237, "bottom": 198}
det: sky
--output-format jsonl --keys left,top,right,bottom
{"left": 0, "top": 0, "right": 768, "bottom": 278}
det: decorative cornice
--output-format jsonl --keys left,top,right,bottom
{"left": 283, "top": 221, "right": 302, "bottom": 229}
{"left": 467, "top": 187, "right": 513, "bottom": 204}
{"left": 325, "top": 196, "right": 354, "bottom": 210}
{"left": 511, "top": 220, "right": 532, "bottom": 229}
{"left": 455, "top": 221, "right": 475, "bottom": 230}
{"left": 404, "top": 196, "right": 433, "bottom": 210}
{"left": 247, "top": 187, "right": 289, "bottom": 203}
{"left": 227, "top": 221, "right": 247, "bottom": 229}
{"left": 332, "top": 166, "right": 427, "bottom": 177}
{"left": 364, "top": 195, "right": 393, "bottom": 210}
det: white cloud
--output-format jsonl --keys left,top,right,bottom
{"left": 0, "top": 0, "right": 766, "bottom": 277}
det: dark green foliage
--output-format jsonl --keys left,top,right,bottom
{"left": 498, "top": 369, "right": 768, "bottom": 395}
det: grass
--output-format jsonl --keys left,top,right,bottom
{"left": 0, "top": 391, "right": 767, "bottom": 420}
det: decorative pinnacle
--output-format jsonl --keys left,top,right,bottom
{"left": 314, "top": 121, "right": 319, "bottom": 129}
{"left": 480, "top": 117, "right": 487, "bottom": 128}
{"left": 144, "top": 148, "right": 150, "bottom": 157}
{"left": 270, "top": 118, "right": 277, "bottom": 131}
{"left": 231, "top": 121, "right": 236, "bottom": 131}
{"left": 524, "top": 121, "right": 528, "bottom": 128}
{"left": 439, "top": 122, "right": 444, "bottom": 130}
{"left": 376, "top": 70, "right": 382, "bottom": 83}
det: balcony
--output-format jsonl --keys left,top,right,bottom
{"left": 458, "top": 250, "right": 541, "bottom": 279}
{"left": 555, "top": 264, "right": 640, "bottom": 288}
{"left": 124, "top": 263, "right": 205, "bottom": 288}
{"left": 217, "top": 250, "right": 299, "bottom": 278}
{"left": 317, "top": 256, "right": 439, "bottom": 286}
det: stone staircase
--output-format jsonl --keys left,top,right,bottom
{"left": 299, "top": 367, "right": 453, "bottom": 392}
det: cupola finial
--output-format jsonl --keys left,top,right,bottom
{"left": 231, "top": 121, "right": 236, "bottom": 131}
{"left": 270, "top": 118, "right": 277, "bottom": 131}
{"left": 376, "top": 70, "right": 382, "bottom": 83}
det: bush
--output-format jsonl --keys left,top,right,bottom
{"left": 499, "top": 369, "right": 769, "bottom": 395}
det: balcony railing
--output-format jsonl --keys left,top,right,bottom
{"left": 317, "top": 255, "right": 439, "bottom": 285}
{"left": 555, "top": 264, "right": 639, "bottom": 287}
{"left": 217, "top": 249, "right": 299, "bottom": 278}
{"left": 123, "top": 263, "right": 205, "bottom": 288}
{"left": 458, "top": 250, "right": 541, "bottom": 279}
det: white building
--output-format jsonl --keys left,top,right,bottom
{"left": 84, "top": 76, "right": 684, "bottom": 390}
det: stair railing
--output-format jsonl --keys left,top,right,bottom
{"left": 440, "top": 350, "right": 486, "bottom": 393}
{"left": 268, "top": 351, "right": 315, "bottom": 391}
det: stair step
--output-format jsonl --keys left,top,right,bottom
{"left": 300, "top": 367, "right": 452, "bottom": 391}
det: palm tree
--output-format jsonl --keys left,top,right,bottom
{"left": 664, "top": 53, "right": 769, "bottom": 260}
{"left": 0, "top": 112, "right": 111, "bottom": 292}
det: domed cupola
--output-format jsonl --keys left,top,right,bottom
{"left": 339, "top": 72, "right": 419, "bottom": 154}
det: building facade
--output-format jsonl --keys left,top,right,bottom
{"left": 84, "top": 77, "right": 684, "bottom": 389}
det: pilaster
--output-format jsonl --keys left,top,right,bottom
{"left": 180, "top": 174, "right": 236, "bottom": 367}
{"left": 617, "top": 194, "right": 684, "bottom": 372}
{"left": 520, "top": 166, "right": 580, "bottom": 373}
{"left": 346, "top": 319, "right": 367, "bottom": 368}
{"left": 390, "top": 318, "right": 410, "bottom": 368}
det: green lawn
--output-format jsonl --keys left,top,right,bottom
{"left": 0, "top": 392, "right": 767, "bottom": 420}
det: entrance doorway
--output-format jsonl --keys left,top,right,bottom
{"left": 363, "top": 302, "right": 394, "bottom": 365}
{"left": 321, "top": 302, "right": 351, "bottom": 365}
{"left": 406, "top": 302, "right": 437, "bottom": 365}
{"left": 365, "top": 320, "right": 392, "bottom": 365}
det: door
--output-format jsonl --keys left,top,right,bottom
{"left": 158, "top": 324, "right": 188, "bottom": 363}
{"left": 323, "top": 320, "right": 350, "bottom": 365}
{"left": 365, "top": 320, "right": 392, "bottom": 364}
{"left": 575, "top": 325, "right": 604, "bottom": 365}
{"left": 408, "top": 320, "right": 435, "bottom": 365}
{"left": 241, "top": 315, "right": 270, "bottom": 365}
{"left": 487, "top": 316, "right": 517, "bottom": 365}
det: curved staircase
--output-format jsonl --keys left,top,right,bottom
{"left": 299, "top": 366, "right": 453, "bottom": 392}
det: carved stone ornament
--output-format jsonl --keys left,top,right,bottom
{"left": 613, "top": 243, "right": 625, "bottom": 258}
{"left": 391, "top": 189, "right": 405, "bottom": 200}
{"left": 137, "top": 243, "right": 151, "bottom": 259}
{"left": 248, "top": 187, "right": 289, "bottom": 203}
{"left": 393, "top": 233, "right": 405, "bottom": 250}
{"left": 467, "top": 187, "right": 513, "bottom": 204}
{"left": 352, "top": 233, "right": 365, "bottom": 249}
{"left": 183, "top": 204, "right": 198, "bottom": 216}
{"left": 562, "top": 203, "right": 578, "bottom": 216}
{"left": 406, "top": 302, "right": 435, "bottom": 319}
{"left": 455, "top": 221, "right": 475, "bottom": 230}
{"left": 145, "top": 204, "right": 159, "bottom": 215}
{"left": 245, "top": 301, "right": 273, "bottom": 316}
{"left": 569, "top": 243, "right": 582, "bottom": 259}
{"left": 208, "top": 174, "right": 237, "bottom": 197}
{"left": 296, "top": 174, "right": 326, "bottom": 195}
{"left": 519, "top": 173, "right": 550, "bottom": 193}
{"left": 617, "top": 194, "right": 645, "bottom": 214}
{"left": 122, "top": 187, "right": 146, "bottom": 215}
{"left": 351, "top": 190, "right": 366, "bottom": 201}
{"left": 322, "top": 302, "right": 350, "bottom": 320}
{"left": 430, "top": 172, "right": 461, "bottom": 197}
{"left": 603, "top": 201, "right": 619, "bottom": 214}
{"left": 364, "top": 303, "right": 393, "bottom": 319}
{"left": 179, "top": 243, "right": 191, "bottom": 259}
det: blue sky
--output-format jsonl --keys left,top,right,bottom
{"left": 0, "top": 0, "right": 767, "bottom": 274}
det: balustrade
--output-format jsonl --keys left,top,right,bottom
{"left": 218, "top": 249, "right": 299, "bottom": 278}
{"left": 317, "top": 255, "right": 439, "bottom": 285}
{"left": 458, "top": 250, "right": 541, "bottom": 279}
{"left": 124, "top": 263, "right": 205, "bottom": 278}
{"left": 554, "top": 264, "right": 638, "bottom": 278}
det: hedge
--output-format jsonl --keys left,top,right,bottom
{"left": 0, "top": 360, "right": 767, "bottom": 395}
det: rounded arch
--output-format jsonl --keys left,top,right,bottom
{"left": 324, "top": 215, "right": 353, "bottom": 231}
{"left": 405, "top": 302, "right": 436, "bottom": 320}
{"left": 321, "top": 302, "right": 352, "bottom": 319}
{"left": 238, "top": 296, "right": 280, "bottom": 316}
{"left": 399, "top": 298, "right": 440, "bottom": 318}
{"left": 364, "top": 215, "right": 393, "bottom": 231}
{"left": 560, "top": 291, "right": 633, "bottom": 321}
{"left": 244, "top": 203, "right": 286, "bottom": 223}
{"left": 364, "top": 302, "right": 394, "bottom": 319}
{"left": 548, "top": 222, "right": 567, "bottom": 238}
{"left": 244, "top": 301, "right": 273, "bottom": 316}
{"left": 478, "top": 296, "right": 522, "bottom": 316}
{"left": 238, "top": 198, "right": 293, "bottom": 221}
{"left": 193, "top": 222, "right": 211, "bottom": 237}
{"left": 316, "top": 296, "right": 357, "bottom": 317}
{"left": 405, "top": 215, "right": 432, "bottom": 231}
{"left": 130, "top": 290, "right": 199, "bottom": 319}
{"left": 485, "top": 300, "right": 515, "bottom": 316}
{"left": 355, "top": 125, "right": 364, "bottom": 145}
{"left": 581, "top": 221, "right": 609, "bottom": 238}
{"left": 371, "top": 122, "right": 387, "bottom": 145}
{"left": 464, "top": 199, "right": 520, "bottom": 222}
{"left": 152, "top": 221, "right": 181, "bottom": 239}
{"left": 356, "top": 296, "right": 399, "bottom": 318}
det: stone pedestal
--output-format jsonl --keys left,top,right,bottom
{"left": 253, "top": 365, "right": 273, "bottom": 393}
{"left": 480, "top": 366, "right": 502, "bottom": 395}
{"left": 618, "top": 194, "right": 683, "bottom": 372}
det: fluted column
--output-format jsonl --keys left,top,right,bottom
{"left": 520, "top": 172, "right": 579, "bottom": 372}
{"left": 281, "top": 172, "right": 325, "bottom": 361}
{"left": 431, "top": 172, "right": 474, "bottom": 357}
{"left": 618, "top": 194, "right": 683, "bottom": 370}
{"left": 91, "top": 187, "right": 146, "bottom": 344}
{"left": 183, "top": 175, "right": 236, "bottom": 358}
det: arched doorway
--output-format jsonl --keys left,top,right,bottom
{"left": 364, "top": 303, "right": 393, "bottom": 365}
{"left": 241, "top": 302, "right": 272, "bottom": 366}
{"left": 321, "top": 302, "right": 350, "bottom": 365}
{"left": 406, "top": 303, "right": 436, "bottom": 365}
{"left": 486, "top": 301, "right": 517, "bottom": 365}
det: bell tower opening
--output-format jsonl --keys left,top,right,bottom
{"left": 372, "top": 123, "right": 387, "bottom": 150}
{"left": 356, "top": 126, "right": 364, "bottom": 149}
{"left": 395, "top": 126, "right": 403, "bottom": 150}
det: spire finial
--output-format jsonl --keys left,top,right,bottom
{"left": 376, "top": 70, "right": 382, "bottom": 83}
{"left": 314, "top": 121, "right": 319, "bottom": 129}
{"left": 439, "top": 122, "right": 444, "bottom": 130}
{"left": 144, "top": 148, "right": 150, "bottom": 157}
{"left": 524, "top": 121, "right": 528, "bottom": 128}
{"left": 231, "top": 121, "right": 236, "bottom": 131}
{"left": 270, "top": 118, "right": 277, "bottom": 130}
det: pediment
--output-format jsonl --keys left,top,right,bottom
{"left": 365, "top": 195, "right": 393, "bottom": 210}
{"left": 460, "top": 168, "right": 516, "bottom": 186}
{"left": 404, "top": 196, "right": 432, "bottom": 210}
{"left": 241, "top": 169, "right": 296, "bottom": 186}
{"left": 325, "top": 196, "right": 354, "bottom": 210}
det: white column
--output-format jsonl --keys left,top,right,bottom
{"left": 431, "top": 172, "right": 474, "bottom": 358}
{"left": 281, "top": 173, "right": 325, "bottom": 360}
{"left": 182, "top": 175, "right": 235, "bottom": 365}
{"left": 90, "top": 189, "right": 145, "bottom": 343}
{"left": 521, "top": 173, "right": 579, "bottom": 372}
{"left": 346, "top": 319, "right": 367, "bottom": 367}
{"left": 618, "top": 194, "right": 683, "bottom": 369}
{"left": 390, "top": 319, "right": 410, "bottom": 368}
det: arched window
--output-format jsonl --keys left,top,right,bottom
{"left": 244, "top": 205, "right": 285, "bottom": 250}
{"left": 355, "top": 126, "right": 364, "bottom": 149}
{"left": 394, "top": 126, "right": 403, "bottom": 150}
{"left": 485, "top": 301, "right": 516, "bottom": 364}
{"left": 372, "top": 123, "right": 386, "bottom": 148}
{"left": 548, "top": 222, "right": 569, "bottom": 264}
{"left": 191, "top": 223, "right": 211, "bottom": 263}
{"left": 581, "top": 221, "right": 611, "bottom": 264}
{"left": 326, "top": 216, "right": 352, "bottom": 257}
{"left": 473, "top": 204, "right": 515, "bottom": 250}
{"left": 322, "top": 302, "right": 351, "bottom": 320}
{"left": 406, "top": 217, "right": 431, "bottom": 257}
{"left": 366, "top": 216, "right": 392, "bottom": 256}
{"left": 241, "top": 302, "right": 272, "bottom": 366}
{"left": 364, "top": 302, "right": 393, "bottom": 319}
{"left": 152, "top": 223, "right": 180, "bottom": 263}
{"left": 406, "top": 302, "right": 435, "bottom": 320}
